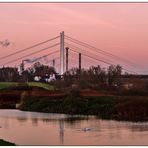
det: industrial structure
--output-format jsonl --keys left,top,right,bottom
{"left": 0, "top": 31, "right": 140, "bottom": 76}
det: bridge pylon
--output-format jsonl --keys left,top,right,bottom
{"left": 60, "top": 31, "right": 65, "bottom": 75}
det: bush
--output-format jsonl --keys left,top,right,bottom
{"left": 115, "top": 97, "right": 148, "bottom": 121}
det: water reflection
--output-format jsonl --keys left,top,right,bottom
{"left": 59, "top": 120, "right": 64, "bottom": 144}
{"left": 16, "top": 117, "right": 28, "bottom": 123}
{"left": 42, "top": 118, "right": 57, "bottom": 124}
{"left": 1, "top": 110, "right": 148, "bottom": 145}
{"left": 15, "top": 115, "right": 89, "bottom": 127}
{"left": 130, "top": 124, "right": 148, "bottom": 132}
{"left": 31, "top": 118, "right": 38, "bottom": 126}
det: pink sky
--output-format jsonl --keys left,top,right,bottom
{"left": 0, "top": 3, "right": 148, "bottom": 74}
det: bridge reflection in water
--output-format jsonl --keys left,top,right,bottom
{"left": 59, "top": 120, "right": 64, "bottom": 144}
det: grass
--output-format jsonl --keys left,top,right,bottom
{"left": 27, "top": 82, "right": 54, "bottom": 90}
{"left": 0, "top": 82, "right": 54, "bottom": 90}
{"left": 0, "top": 139, "right": 15, "bottom": 146}
{"left": 0, "top": 82, "right": 18, "bottom": 89}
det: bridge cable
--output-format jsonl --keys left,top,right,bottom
{"left": 65, "top": 42, "right": 115, "bottom": 64}
{"left": 0, "top": 36, "right": 60, "bottom": 61}
{"left": 65, "top": 35, "right": 139, "bottom": 68}
{"left": 69, "top": 48, "right": 137, "bottom": 74}
{"left": 66, "top": 43, "right": 137, "bottom": 74}
{"left": 1, "top": 43, "right": 60, "bottom": 66}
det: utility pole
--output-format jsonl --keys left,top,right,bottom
{"left": 79, "top": 53, "right": 81, "bottom": 73}
{"left": 60, "top": 31, "right": 65, "bottom": 75}
{"left": 66, "top": 47, "right": 69, "bottom": 72}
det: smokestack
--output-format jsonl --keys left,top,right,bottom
{"left": 79, "top": 53, "right": 81, "bottom": 73}
{"left": 66, "top": 47, "right": 69, "bottom": 72}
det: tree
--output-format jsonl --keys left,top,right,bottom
{"left": 31, "top": 62, "right": 56, "bottom": 77}
{"left": 107, "top": 65, "right": 122, "bottom": 88}
{"left": 61, "top": 64, "right": 123, "bottom": 91}
{"left": 21, "top": 70, "right": 34, "bottom": 82}
{"left": 88, "top": 65, "right": 107, "bottom": 89}
{"left": 0, "top": 67, "right": 19, "bottom": 82}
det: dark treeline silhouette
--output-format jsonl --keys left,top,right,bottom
{"left": 59, "top": 65, "right": 122, "bottom": 90}
{"left": 54, "top": 65, "right": 148, "bottom": 95}
{"left": 0, "top": 67, "right": 19, "bottom": 82}
{"left": 1, "top": 63, "right": 148, "bottom": 95}
{"left": 0, "top": 62, "right": 56, "bottom": 82}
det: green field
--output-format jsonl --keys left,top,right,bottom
{"left": 0, "top": 82, "right": 18, "bottom": 89}
{"left": 27, "top": 82, "right": 55, "bottom": 90}
{"left": 0, "top": 82, "right": 54, "bottom": 90}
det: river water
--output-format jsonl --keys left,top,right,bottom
{"left": 0, "top": 109, "right": 148, "bottom": 145}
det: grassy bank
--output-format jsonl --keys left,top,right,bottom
{"left": 0, "top": 82, "right": 54, "bottom": 90}
{"left": 1, "top": 82, "right": 148, "bottom": 122}
{"left": 27, "top": 82, "right": 55, "bottom": 90}
{"left": 0, "top": 82, "right": 55, "bottom": 109}
{"left": 19, "top": 94, "right": 148, "bottom": 122}
{"left": 0, "top": 139, "right": 15, "bottom": 146}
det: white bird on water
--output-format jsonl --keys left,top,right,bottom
{"left": 82, "top": 128, "right": 92, "bottom": 131}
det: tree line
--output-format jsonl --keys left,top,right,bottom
{"left": 0, "top": 62, "right": 56, "bottom": 82}
{"left": 61, "top": 65, "right": 122, "bottom": 90}
{"left": 55, "top": 65, "right": 148, "bottom": 94}
{"left": 1, "top": 63, "right": 148, "bottom": 94}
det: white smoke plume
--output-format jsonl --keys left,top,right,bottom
{"left": 24, "top": 55, "right": 48, "bottom": 64}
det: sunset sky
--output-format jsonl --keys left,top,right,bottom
{"left": 0, "top": 3, "right": 148, "bottom": 74}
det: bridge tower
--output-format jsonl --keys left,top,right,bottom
{"left": 60, "top": 31, "right": 65, "bottom": 75}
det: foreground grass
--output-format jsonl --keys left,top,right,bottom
{"left": 0, "top": 139, "right": 15, "bottom": 146}
{"left": 27, "top": 82, "right": 54, "bottom": 90}
{"left": 19, "top": 94, "right": 148, "bottom": 122}
{"left": 0, "top": 82, "right": 54, "bottom": 90}
{"left": 0, "top": 82, "right": 18, "bottom": 89}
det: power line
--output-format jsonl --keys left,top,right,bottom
{"left": 65, "top": 35, "right": 139, "bottom": 68}
{"left": 65, "top": 42, "right": 115, "bottom": 64}
{"left": 42, "top": 50, "right": 60, "bottom": 58}
{"left": 69, "top": 51, "right": 95, "bottom": 66}
{"left": 0, "top": 36, "right": 59, "bottom": 61}
{"left": 68, "top": 49, "right": 96, "bottom": 66}
{"left": 66, "top": 42, "right": 137, "bottom": 73}
{"left": 1, "top": 43, "right": 60, "bottom": 66}
{"left": 70, "top": 48, "right": 114, "bottom": 66}
{"left": 69, "top": 48, "right": 137, "bottom": 74}
{"left": 65, "top": 42, "right": 120, "bottom": 69}
{"left": 44, "top": 56, "right": 60, "bottom": 65}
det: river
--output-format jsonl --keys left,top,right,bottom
{"left": 0, "top": 109, "right": 148, "bottom": 145}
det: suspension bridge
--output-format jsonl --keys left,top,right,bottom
{"left": 0, "top": 31, "right": 140, "bottom": 75}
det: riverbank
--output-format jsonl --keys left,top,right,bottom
{"left": 0, "top": 84, "right": 64, "bottom": 109}
{"left": 19, "top": 94, "right": 148, "bottom": 122}
{"left": 0, "top": 139, "right": 15, "bottom": 146}
{"left": 1, "top": 83, "right": 148, "bottom": 122}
